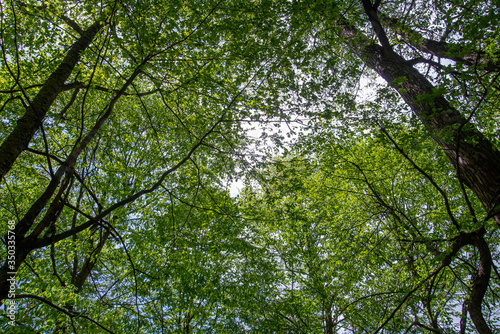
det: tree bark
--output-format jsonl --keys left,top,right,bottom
{"left": 0, "top": 64, "right": 145, "bottom": 304}
{"left": 0, "top": 20, "right": 103, "bottom": 182}
{"left": 467, "top": 231, "right": 493, "bottom": 334}
{"left": 336, "top": 10, "right": 496, "bottom": 332}
{"left": 336, "top": 15, "right": 500, "bottom": 217}
{"left": 442, "top": 228, "right": 493, "bottom": 334}
{"left": 71, "top": 228, "right": 111, "bottom": 292}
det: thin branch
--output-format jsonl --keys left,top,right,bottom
{"left": 13, "top": 294, "right": 116, "bottom": 333}
{"left": 61, "top": 15, "right": 84, "bottom": 35}
{"left": 379, "top": 126, "right": 461, "bottom": 231}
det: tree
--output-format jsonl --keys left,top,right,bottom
{"left": 236, "top": 1, "right": 500, "bottom": 329}
{"left": 0, "top": 0, "right": 255, "bottom": 331}
{"left": 239, "top": 124, "right": 499, "bottom": 333}
{"left": 306, "top": 2, "right": 500, "bottom": 331}
{"left": 1, "top": 0, "right": 499, "bottom": 333}
{"left": 334, "top": 0, "right": 500, "bottom": 222}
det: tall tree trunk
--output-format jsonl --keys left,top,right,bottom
{"left": 71, "top": 228, "right": 111, "bottom": 292}
{"left": 336, "top": 15, "right": 500, "bottom": 219}
{"left": 0, "top": 64, "right": 144, "bottom": 304}
{"left": 0, "top": 20, "right": 103, "bottom": 182}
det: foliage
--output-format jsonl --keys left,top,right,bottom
{"left": 0, "top": 0, "right": 499, "bottom": 333}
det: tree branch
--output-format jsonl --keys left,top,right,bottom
{"left": 13, "top": 294, "right": 116, "bottom": 333}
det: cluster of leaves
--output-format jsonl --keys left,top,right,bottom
{"left": 0, "top": 0, "right": 499, "bottom": 333}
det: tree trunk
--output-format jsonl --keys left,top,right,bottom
{"left": 325, "top": 311, "right": 334, "bottom": 334}
{"left": 0, "top": 20, "right": 102, "bottom": 182}
{"left": 467, "top": 231, "right": 493, "bottom": 334}
{"left": 336, "top": 10, "right": 496, "bottom": 333}
{"left": 380, "top": 15, "right": 500, "bottom": 71}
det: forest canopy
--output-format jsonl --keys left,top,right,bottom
{"left": 0, "top": 0, "right": 499, "bottom": 333}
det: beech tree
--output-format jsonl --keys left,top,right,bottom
{"left": 0, "top": 0, "right": 499, "bottom": 333}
